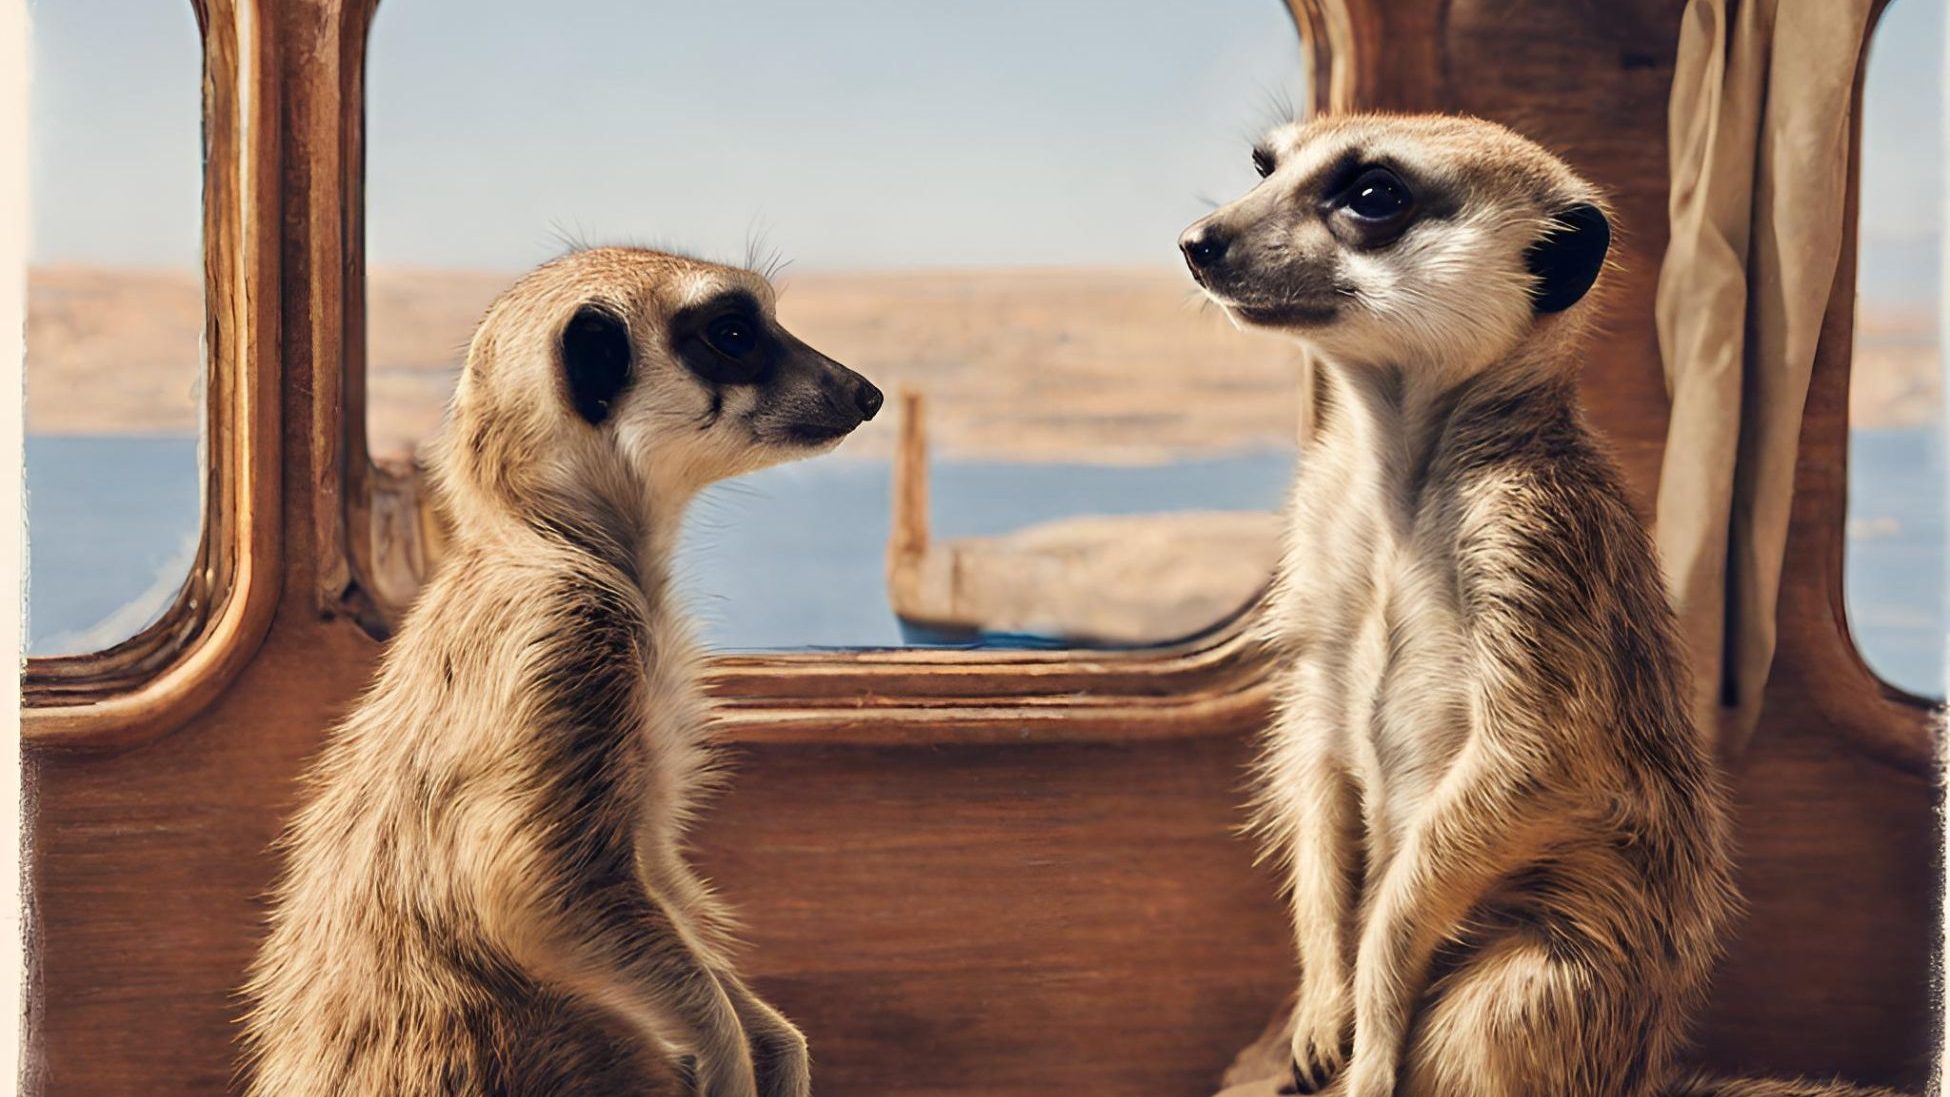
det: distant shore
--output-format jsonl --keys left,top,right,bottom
{"left": 25, "top": 265, "right": 1943, "bottom": 458}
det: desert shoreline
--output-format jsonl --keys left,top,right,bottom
{"left": 25, "top": 265, "right": 1942, "bottom": 462}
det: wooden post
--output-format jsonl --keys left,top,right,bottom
{"left": 886, "top": 389, "right": 930, "bottom": 615}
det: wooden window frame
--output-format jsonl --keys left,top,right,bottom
{"left": 21, "top": 0, "right": 281, "bottom": 750}
{"left": 20, "top": 0, "right": 1932, "bottom": 782}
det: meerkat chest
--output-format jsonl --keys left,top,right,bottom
{"left": 1284, "top": 449, "right": 1476, "bottom": 839}
{"left": 1344, "top": 541, "right": 1473, "bottom": 815}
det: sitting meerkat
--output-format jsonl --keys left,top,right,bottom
{"left": 1181, "top": 114, "right": 1907, "bottom": 1097}
{"left": 241, "top": 247, "right": 881, "bottom": 1097}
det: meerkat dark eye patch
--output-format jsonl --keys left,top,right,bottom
{"left": 1252, "top": 146, "right": 1276, "bottom": 179}
{"left": 559, "top": 304, "right": 634, "bottom": 426}
{"left": 1526, "top": 203, "right": 1610, "bottom": 314}
{"left": 673, "top": 291, "right": 778, "bottom": 386}
{"left": 1324, "top": 165, "right": 1420, "bottom": 249}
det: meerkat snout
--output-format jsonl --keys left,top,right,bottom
{"left": 1180, "top": 113, "right": 1611, "bottom": 372}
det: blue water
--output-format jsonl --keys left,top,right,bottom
{"left": 672, "top": 450, "right": 1296, "bottom": 649}
{"left": 24, "top": 435, "right": 203, "bottom": 656}
{"left": 22, "top": 431, "right": 1947, "bottom": 699}
{"left": 20, "top": 436, "right": 1296, "bottom": 654}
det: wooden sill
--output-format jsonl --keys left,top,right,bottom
{"left": 339, "top": 445, "right": 1282, "bottom": 749}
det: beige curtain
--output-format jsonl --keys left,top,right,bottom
{"left": 1655, "top": 0, "right": 1876, "bottom": 758}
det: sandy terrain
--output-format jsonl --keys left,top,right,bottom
{"left": 1851, "top": 305, "right": 1943, "bottom": 429}
{"left": 26, "top": 266, "right": 206, "bottom": 435}
{"left": 27, "top": 264, "right": 1308, "bottom": 464}
{"left": 362, "top": 265, "right": 1309, "bottom": 464}
{"left": 26, "top": 265, "right": 1941, "bottom": 455}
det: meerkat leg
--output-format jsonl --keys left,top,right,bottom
{"left": 1392, "top": 858, "right": 1690, "bottom": 1097}
{"left": 1400, "top": 873, "right": 1911, "bottom": 1097}
{"left": 1399, "top": 929, "right": 1646, "bottom": 1097}
{"left": 1276, "top": 732, "right": 1361, "bottom": 1093}
{"left": 1413, "top": 939, "right": 1916, "bottom": 1096}
{"left": 539, "top": 880, "right": 760, "bottom": 1097}
{"left": 714, "top": 971, "right": 812, "bottom": 1097}
{"left": 499, "top": 991, "right": 691, "bottom": 1097}
{"left": 1336, "top": 742, "right": 1554, "bottom": 1097}
{"left": 642, "top": 848, "right": 811, "bottom": 1097}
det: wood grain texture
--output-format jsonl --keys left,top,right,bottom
{"left": 22, "top": 0, "right": 1939, "bottom": 1094}
{"left": 691, "top": 740, "right": 1293, "bottom": 1097}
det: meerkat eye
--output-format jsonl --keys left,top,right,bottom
{"left": 676, "top": 295, "right": 776, "bottom": 385}
{"left": 1252, "top": 147, "right": 1276, "bottom": 179}
{"left": 1343, "top": 168, "right": 1413, "bottom": 221}
{"left": 705, "top": 314, "right": 759, "bottom": 359}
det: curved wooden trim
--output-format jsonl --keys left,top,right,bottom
{"left": 1285, "top": 0, "right": 1367, "bottom": 113}
{"left": 21, "top": 0, "right": 283, "bottom": 751}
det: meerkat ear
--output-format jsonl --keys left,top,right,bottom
{"left": 1525, "top": 203, "right": 1610, "bottom": 314}
{"left": 560, "top": 304, "right": 634, "bottom": 426}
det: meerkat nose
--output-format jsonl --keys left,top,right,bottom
{"left": 855, "top": 380, "right": 884, "bottom": 421}
{"left": 1180, "top": 224, "right": 1230, "bottom": 270}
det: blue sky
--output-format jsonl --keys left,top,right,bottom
{"left": 28, "top": 0, "right": 1307, "bottom": 271}
{"left": 1860, "top": 0, "right": 1946, "bottom": 307}
{"left": 25, "top": 0, "right": 1944, "bottom": 299}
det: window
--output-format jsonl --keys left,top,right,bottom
{"left": 24, "top": 0, "right": 204, "bottom": 656}
{"left": 1848, "top": 0, "right": 1945, "bottom": 699}
{"left": 365, "top": 0, "right": 1308, "bottom": 651}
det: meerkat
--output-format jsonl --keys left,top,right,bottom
{"left": 240, "top": 246, "right": 882, "bottom": 1097}
{"left": 1180, "top": 113, "right": 1910, "bottom": 1097}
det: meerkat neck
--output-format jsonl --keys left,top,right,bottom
{"left": 450, "top": 473, "right": 690, "bottom": 614}
{"left": 1314, "top": 355, "right": 1575, "bottom": 506}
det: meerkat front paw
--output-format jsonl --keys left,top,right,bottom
{"left": 692, "top": 1050, "right": 761, "bottom": 1097}
{"left": 749, "top": 1018, "right": 810, "bottom": 1097}
{"left": 1287, "top": 982, "right": 1351, "bottom": 1094}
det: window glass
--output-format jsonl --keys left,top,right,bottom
{"left": 29, "top": 5, "right": 1939, "bottom": 672}
{"left": 25, "top": 0, "right": 204, "bottom": 656}
{"left": 1848, "top": 0, "right": 1946, "bottom": 698}
{"left": 366, "top": 0, "right": 1308, "bottom": 650}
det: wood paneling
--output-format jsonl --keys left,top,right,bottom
{"left": 693, "top": 740, "right": 1292, "bottom": 1097}
{"left": 22, "top": 0, "right": 1939, "bottom": 1093}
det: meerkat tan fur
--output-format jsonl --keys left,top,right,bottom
{"left": 239, "top": 246, "right": 882, "bottom": 1097}
{"left": 1181, "top": 113, "right": 1910, "bottom": 1097}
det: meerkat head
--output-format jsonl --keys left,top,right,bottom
{"left": 433, "top": 246, "right": 881, "bottom": 540}
{"left": 1179, "top": 113, "right": 1611, "bottom": 375}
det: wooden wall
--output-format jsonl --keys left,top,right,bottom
{"left": 23, "top": 1, "right": 1940, "bottom": 1094}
